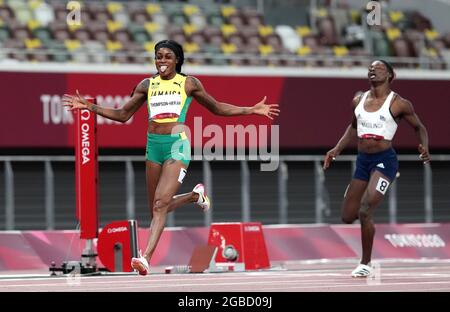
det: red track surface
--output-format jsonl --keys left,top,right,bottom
{"left": 1, "top": 260, "right": 450, "bottom": 292}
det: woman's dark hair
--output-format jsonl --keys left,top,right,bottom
{"left": 154, "top": 40, "right": 184, "bottom": 73}
{"left": 378, "top": 59, "right": 395, "bottom": 82}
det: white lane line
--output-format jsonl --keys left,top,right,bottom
{"left": 0, "top": 279, "right": 368, "bottom": 291}
{"left": 398, "top": 287, "right": 450, "bottom": 292}
{"left": 4, "top": 277, "right": 450, "bottom": 292}
{"left": 1, "top": 264, "right": 449, "bottom": 282}
{"left": 1, "top": 270, "right": 450, "bottom": 287}
{"left": 0, "top": 277, "right": 350, "bottom": 289}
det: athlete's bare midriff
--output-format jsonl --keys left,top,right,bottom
{"left": 358, "top": 138, "right": 392, "bottom": 154}
{"left": 148, "top": 121, "right": 185, "bottom": 135}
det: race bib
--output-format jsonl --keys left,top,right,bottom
{"left": 375, "top": 177, "right": 390, "bottom": 195}
{"left": 149, "top": 93, "right": 182, "bottom": 119}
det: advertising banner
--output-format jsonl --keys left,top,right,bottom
{"left": 1, "top": 71, "right": 449, "bottom": 149}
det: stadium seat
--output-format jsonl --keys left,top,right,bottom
{"left": 302, "top": 34, "right": 320, "bottom": 53}
{"left": 246, "top": 15, "right": 263, "bottom": 28}
{"left": 183, "top": 23, "right": 197, "bottom": 36}
{"left": 183, "top": 4, "right": 200, "bottom": 17}
{"left": 246, "top": 35, "right": 262, "bottom": 48}
{"left": 145, "top": 3, "right": 161, "bottom": 16}
{"left": 258, "top": 25, "right": 273, "bottom": 38}
{"left": 229, "top": 57, "right": 245, "bottom": 67}
{"left": 54, "top": 29, "right": 70, "bottom": 42}
{"left": 259, "top": 44, "right": 273, "bottom": 56}
{"left": 227, "top": 33, "right": 245, "bottom": 52}
{"left": 151, "top": 13, "right": 168, "bottom": 28}
{"left": 73, "top": 29, "right": 91, "bottom": 43}
{"left": 240, "top": 26, "right": 259, "bottom": 39}
{"left": 131, "top": 10, "right": 149, "bottom": 25}
{"left": 405, "top": 29, "right": 425, "bottom": 57}
{"left": 228, "top": 14, "right": 244, "bottom": 28}
{"left": 392, "top": 37, "right": 412, "bottom": 57}
{"left": 0, "top": 0, "right": 444, "bottom": 67}
{"left": 317, "top": 16, "right": 338, "bottom": 46}
{"left": 203, "top": 26, "right": 221, "bottom": 41}
{"left": 0, "top": 6, "right": 15, "bottom": 23}
{"left": 13, "top": 7, "right": 32, "bottom": 25}
{"left": 410, "top": 11, "right": 432, "bottom": 31}
{"left": 172, "top": 32, "right": 187, "bottom": 45}
{"left": 221, "top": 24, "right": 237, "bottom": 37}
{"left": 0, "top": 25, "right": 11, "bottom": 42}
{"left": 171, "top": 13, "right": 187, "bottom": 27}
{"left": 275, "top": 25, "right": 301, "bottom": 53}
{"left": 368, "top": 29, "right": 390, "bottom": 57}
{"left": 12, "top": 26, "right": 31, "bottom": 41}
{"left": 184, "top": 41, "right": 200, "bottom": 53}
{"left": 208, "top": 13, "right": 224, "bottom": 28}
{"left": 92, "top": 31, "right": 109, "bottom": 45}
{"left": 0, "top": 42, "right": 7, "bottom": 61}
{"left": 265, "top": 34, "right": 283, "bottom": 50}
{"left": 130, "top": 26, "right": 149, "bottom": 44}
{"left": 111, "top": 53, "right": 130, "bottom": 64}
{"left": 189, "top": 13, "right": 207, "bottom": 30}
{"left": 32, "top": 1, "right": 54, "bottom": 26}
{"left": 221, "top": 5, "right": 237, "bottom": 19}
{"left": 33, "top": 27, "right": 52, "bottom": 44}
{"left": 443, "top": 32, "right": 450, "bottom": 48}
{"left": 50, "top": 49, "right": 70, "bottom": 63}
{"left": 207, "top": 33, "right": 223, "bottom": 48}
{"left": 10, "top": 50, "right": 28, "bottom": 61}
{"left": 113, "top": 30, "right": 131, "bottom": 45}
{"left": 190, "top": 32, "right": 205, "bottom": 47}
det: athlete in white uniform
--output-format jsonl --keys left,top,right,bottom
{"left": 323, "top": 60, "right": 430, "bottom": 277}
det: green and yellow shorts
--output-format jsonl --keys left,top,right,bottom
{"left": 146, "top": 132, "right": 191, "bottom": 167}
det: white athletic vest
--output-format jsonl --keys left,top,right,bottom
{"left": 354, "top": 91, "right": 398, "bottom": 141}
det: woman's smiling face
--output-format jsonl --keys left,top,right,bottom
{"left": 155, "top": 47, "right": 177, "bottom": 79}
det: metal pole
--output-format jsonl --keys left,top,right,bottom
{"left": 81, "top": 239, "right": 97, "bottom": 268}
{"left": 314, "top": 160, "right": 325, "bottom": 223}
{"left": 278, "top": 161, "right": 288, "bottom": 224}
{"left": 114, "top": 243, "right": 123, "bottom": 272}
{"left": 203, "top": 161, "right": 213, "bottom": 227}
{"left": 361, "top": 7, "right": 371, "bottom": 54}
{"left": 241, "top": 161, "right": 251, "bottom": 222}
{"left": 45, "top": 160, "right": 55, "bottom": 230}
{"left": 167, "top": 208, "right": 175, "bottom": 227}
{"left": 125, "top": 160, "right": 135, "bottom": 220}
{"left": 256, "top": 0, "right": 264, "bottom": 15}
{"left": 388, "top": 179, "right": 397, "bottom": 224}
{"left": 310, "top": 0, "right": 318, "bottom": 32}
{"left": 424, "top": 163, "right": 433, "bottom": 223}
{"left": 5, "top": 161, "right": 14, "bottom": 230}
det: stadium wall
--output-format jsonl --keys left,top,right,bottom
{"left": 1, "top": 64, "right": 449, "bottom": 150}
{"left": 1, "top": 223, "right": 450, "bottom": 270}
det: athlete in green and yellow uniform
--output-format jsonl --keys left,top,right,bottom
{"left": 146, "top": 73, "right": 191, "bottom": 166}
{"left": 62, "top": 40, "right": 280, "bottom": 276}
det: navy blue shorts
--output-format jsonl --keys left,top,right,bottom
{"left": 353, "top": 148, "right": 398, "bottom": 182}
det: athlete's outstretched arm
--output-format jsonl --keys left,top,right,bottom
{"left": 186, "top": 76, "right": 279, "bottom": 119}
{"left": 62, "top": 79, "right": 149, "bottom": 123}
{"left": 323, "top": 95, "right": 360, "bottom": 170}
{"left": 396, "top": 98, "right": 430, "bottom": 163}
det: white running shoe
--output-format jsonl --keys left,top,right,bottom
{"left": 351, "top": 263, "right": 373, "bottom": 277}
{"left": 193, "top": 183, "right": 211, "bottom": 212}
{"left": 131, "top": 254, "right": 150, "bottom": 276}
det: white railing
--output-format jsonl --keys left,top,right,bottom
{"left": 1, "top": 48, "right": 447, "bottom": 70}
{"left": 1, "top": 154, "right": 449, "bottom": 230}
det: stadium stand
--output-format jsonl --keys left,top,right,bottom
{"left": 0, "top": 0, "right": 448, "bottom": 68}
